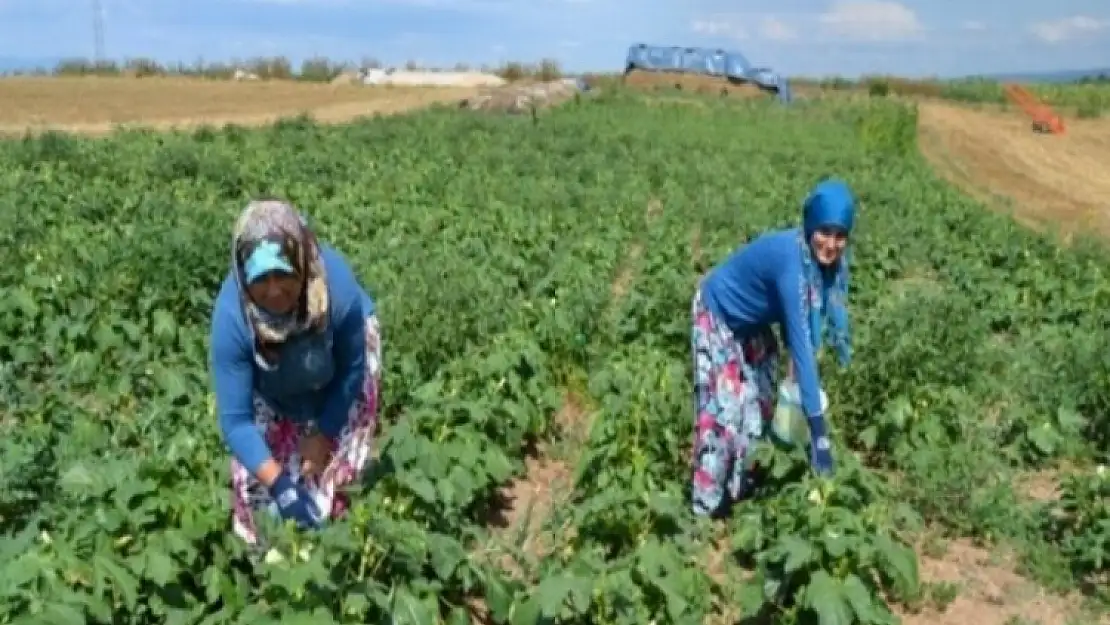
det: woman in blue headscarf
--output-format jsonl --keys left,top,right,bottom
{"left": 688, "top": 179, "right": 856, "bottom": 517}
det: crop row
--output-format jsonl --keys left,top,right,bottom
{"left": 0, "top": 91, "right": 1106, "bottom": 624}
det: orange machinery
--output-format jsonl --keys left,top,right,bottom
{"left": 1003, "top": 83, "right": 1065, "bottom": 134}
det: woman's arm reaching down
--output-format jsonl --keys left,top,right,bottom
{"left": 776, "top": 268, "right": 834, "bottom": 475}
{"left": 210, "top": 302, "right": 281, "bottom": 486}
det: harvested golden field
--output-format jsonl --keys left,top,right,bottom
{"left": 0, "top": 76, "right": 474, "bottom": 135}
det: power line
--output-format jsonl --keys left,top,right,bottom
{"left": 92, "top": 0, "right": 105, "bottom": 63}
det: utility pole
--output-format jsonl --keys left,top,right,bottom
{"left": 92, "top": 0, "right": 105, "bottom": 64}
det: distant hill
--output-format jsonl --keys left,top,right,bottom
{"left": 0, "top": 56, "right": 61, "bottom": 74}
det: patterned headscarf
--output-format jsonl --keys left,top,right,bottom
{"left": 230, "top": 199, "right": 329, "bottom": 367}
{"left": 798, "top": 179, "right": 856, "bottom": 367}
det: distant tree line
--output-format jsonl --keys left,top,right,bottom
{"left": 1075, "top": 73, "right": 1110, "bottom": 84}
{"left": 1, "top": 56, "right": 566, "bottom": 82}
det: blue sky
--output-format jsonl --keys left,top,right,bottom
{"left": 0, "top": 0, "right": 1108, "bottom": 77}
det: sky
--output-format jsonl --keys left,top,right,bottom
{"left": 0, "top": 0, "right": 1108, "bottom": 78}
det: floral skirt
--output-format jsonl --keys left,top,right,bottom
{"left": 230, "top": 315, "right": 382, "bottom": 547}
{"left": 690, "top": 289, "right": 780, "bottom": 517}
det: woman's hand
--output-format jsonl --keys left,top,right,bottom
{"left": 807, "top": 415, "right": 834, "bottom": 476}
{"left": 300, "top": 433, "right": 335, "bottom": 478}
{"left": 269, "top": 471, "right": 324, "bottom": 530}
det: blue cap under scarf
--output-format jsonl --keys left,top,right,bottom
{"left": 243, "top": 240, "right": 296, "bottom": 284}
{"left": 800, "top": 179, "right": 856, "bottom": 367}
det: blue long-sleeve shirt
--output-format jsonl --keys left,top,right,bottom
{"left": 210, "top": 245, "right": 376, "bottom": 474}
{"left": 700, "top": 228, "right": 824, "bottom": 420}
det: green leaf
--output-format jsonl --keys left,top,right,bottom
{"left": 822, "top": 530, "right": 851, "bottom": 558}
{"left": 446, "top": 606, "right": 470, "bottom": 625}
{"left": 37, "top": 603, "right": 86, "bottom": 625}
{"left": 875, "top": 535, "right": 920, "bottom": 592}
{"left": 1027, "top": 422, "right": 1059, "bottom": 455}
{"left": 535, "top": 574, "right": 591, "bottom": 617}
{"left": 140, "top": 549, "right": 176, "bottom": 585}
{"left": 484, "top": 572, "right": 515, "bottom": 621}
{"left": 840, "top": 573, "right": 879, "bottom": 622}
{"left": 426, "top": 532, "right": 467, "bottom": 580}
{"left": 803, "top": 570, "right": 851, "bottom": 625}
{"left": 153, "top": 366, "right": 189, "bottom": 400}
{"left": 510, "top": 594, "right": 541, "bottom": 625}
{"left": 858, "top": 425, "right": 878, "bottom": 450}
{"left": 273, "top": 607, "right": 339, "bottom": 625}
{"left": 94, "top": 554, "right": 140, "bottom": 609}
{"left": 343, "top": 592, "right": 370, "bottom": 618}
{"left": 203, "top": 566, "right": 223, "bottom": 603}
{"left": 390, "top": 586, "right": 437, "bottom": 625}
{"left": 732, "top": 517, "right": 762, "bottom": 552}
{"left": 781, "top": 535, "right": 816, "bottom": 573}
{"left": 399, "top": 473, "right": 438, "bottom": 503}
{"left": 151, "top": 309, "right": 177, "bottom": 345}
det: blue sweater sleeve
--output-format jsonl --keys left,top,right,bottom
{"left": 210, "top": 292, "right": 272, "bottom": 474}
{"left": 317, "top": 257, "right": 368, "bottom": 439}
{"left": 775, "top": 267, "right": 825, "bottom": 420}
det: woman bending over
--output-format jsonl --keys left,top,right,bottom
{"left": 209, "top": 199, "right": 382, "bottom": 547}
{"left": 689, "top": 179, "right": 856, "bottom": 517}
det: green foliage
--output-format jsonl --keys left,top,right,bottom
{"left": 853, "top": 100, "right": 919, "bottom": 158}
{"left": 1039, "top": 467, "right": 1110, "bottom": 580}
{"left": 0, "top": 94, "right": 1105, "bottom": 624}
{"left": 938, "top": 78, "right": 1110, "bottom": 115}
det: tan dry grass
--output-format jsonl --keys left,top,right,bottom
{"left": 0, "top": 76, "right": 475, "bottom": 136}
{"left": 918, "top": 100, "right": 1110, "bottom": 239}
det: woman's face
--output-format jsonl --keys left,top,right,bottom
{"left": 247, "top": 272, "right": 303, "bottom": 315}
{"left": 810, "top": 227, "right": 849, "bottom": 266}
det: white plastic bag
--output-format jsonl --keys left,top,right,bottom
{"left": 771, "top": 380, "right": 829, "bottom": 447}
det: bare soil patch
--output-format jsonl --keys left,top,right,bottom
{"left": 479, "top": 389, "right": 590, "bottom": 583}
{"left": 901, "top": 539, "right": 1107, "bottom": 625}
{"left": 918, "top": 100, "right": 1110, "bottom": 240}
{"left": 491, "top": 392, "right": 589, "bottom": 541}
{"left": 1018, "top": 469, "right": 1063, "bottom": 503}
{"left": 623, "top": 70, "right": 771, "bottom": 99}
{"left": 0, "top": 76, "right": 473, "bottom": 136}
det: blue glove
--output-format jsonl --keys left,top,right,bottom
{"left": 807, "top": 415, "right": 835, "bottom": 476}
{"left": 268, "top": 472, "right": 324, "bottom": 530}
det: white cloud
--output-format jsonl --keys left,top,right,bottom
{"left": 690, "top": 14, "right": 798, "bottom": 42}
{"left": 961, "top": 20, "right": 985, "bottom": 31}
{"left": 760, "top": 16, "right": 797, "bottom": 41}
{"left": 818, "top": 1, "right": 923, "bottom": 42}
{"left": 691, "top": 17, "right": 747, "bottom": 41}
{"left": 1029, "top": 15, "right": 1109, "bottom": 43}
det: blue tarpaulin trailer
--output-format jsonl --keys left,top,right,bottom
{"left": 624, "top": 43, "right": 791, "bottom": 103}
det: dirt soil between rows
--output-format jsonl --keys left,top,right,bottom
{"left": 0, "top": 76, "right": 475, "bottom": 136}
{"left": 918, "top": 100, "right": 1110, "bottom": 240}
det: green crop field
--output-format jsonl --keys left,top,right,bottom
{"left": 940, "top": 79, "right": 1110, "bottom": 116}
{"left": 0, "top": 90, "right": 1107, "bottom": 624}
